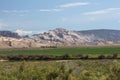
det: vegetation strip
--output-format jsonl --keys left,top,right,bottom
{"left": 0, "top": 60, "right": 120, "bottom": 80}
{"left": 0, "top": 54, "right": 119, "bottom": 61}
{"left": 0, "top": 47, "right": 120, "bottom": 55}
{"left": 0, "top": 47, "right": 120, "bottom": 61}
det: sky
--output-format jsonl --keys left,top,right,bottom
{"left": 0, "top": 0, "right": 120, "bottom": 35}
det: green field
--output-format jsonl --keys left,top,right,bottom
{"left": 0, "top": 47, "right": 120, "bottom": 55}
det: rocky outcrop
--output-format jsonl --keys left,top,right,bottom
{"left": 32, "top": 28, "right": 103, "bottom": 44}
{"left": 31, "top": 28, "right": 120, "bottom": 46}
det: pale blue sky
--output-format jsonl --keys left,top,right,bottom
{"left": 0, "top": 0, "right": 120, "bottom": 35}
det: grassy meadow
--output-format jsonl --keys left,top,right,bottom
{"left": 0, "top": 46, "right": 119, "bottom": 60}
{"left": 0, "top": 60, "right": 120, "bottom": 80}
{"left": 0, "top": 47, "right": 120, "bottom": 80}
{"left": 0, "top": 46, "right": 120, "bottom": 55}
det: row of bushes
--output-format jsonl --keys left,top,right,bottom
{"left": 0, "top": 54, "right": 119, "bottom": 61}
{"left": 0, "top": 55, "right": 53, "bottom": 61}
{"left": 41, "top": 46, "right": 57, "bottom": 48}
{"left": 98, "top": 54, "right": 118, "bottom": 59}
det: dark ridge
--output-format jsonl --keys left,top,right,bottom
{"left": 0, "top": 31, "right": 20, "bottom": 38}
{"left": 78, "top": 29, "right": 120, "bottom": 41}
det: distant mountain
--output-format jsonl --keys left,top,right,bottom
{"left": 32, "top": 28, "right": 120, "bottom": 46}
{"left": 0, "top": 31, "right": 20, "bottom": 38}
{"left": 1, "top": 29, "right": 120, "bottom": 42}
{"left": 32, "top": 28, "right": 96, "bottom": 43}
{"left": 1, "top": 28, "right": 120, "bottom": 48}
{"left": 78, "top": 29, "right": 120, "bottom": 42}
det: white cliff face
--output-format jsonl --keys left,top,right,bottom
{"left": 32, "top": 28, "right": 101, "bottom": 44}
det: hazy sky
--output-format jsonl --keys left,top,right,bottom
{"left": 0, "top": 0, "right": 120, "bottom": 35}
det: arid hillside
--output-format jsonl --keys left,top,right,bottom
{"left": 0, "top": 28, "right": 120, "bottom": 48}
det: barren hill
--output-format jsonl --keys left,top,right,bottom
{"left": 0, "top": 28, "right": 120, "bottom": 48}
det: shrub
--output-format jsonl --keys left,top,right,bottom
{"left": 73, "top": 54, "right": 83, "bottom": 58}
{"left": 112, "top": 54, "right": 118, "bottom": 59}
{"left": 61, "top": 54, "right": 70, "bottom": 59}
{"left": 106, "top": 54, "right": 113, "bottom": 59}
{"left": 106, "top": 54, "right": 118, "bottom": 59}
{"left": 0, "top": 55, "right": 7, "bottom": 60}
{"left": 41, "top": 46, "right": 57, "bottom": 48}
{"left": 98, "top": 54, "right": 106, "bottom": 59}
{"left": 81, "top": 55, "right": 89, "bottom": 59}
{"left": 6, "top": 54, "right": 53, "bottom": 61}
